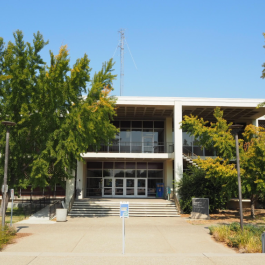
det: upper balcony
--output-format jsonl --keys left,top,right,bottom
{"left": 88, "top": 142, "right": 174, "bottom": 154}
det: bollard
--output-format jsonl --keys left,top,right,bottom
{"left": 262, "top": 232, "right": 265, "bottom": 253}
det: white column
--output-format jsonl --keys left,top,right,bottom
{"left": 164, "top": 160, "right": 173, "bottom": 199}
{"left": 65, "top": 170, "right": 75, "bottom": 210}
{"left": 252, "top": 119, "right": 258, "bottom": 127}
{"left": 165, "top": 117, "right": 173, "bottom": 143}
{"left": 76, "top": 160, "right": 85, "bottom": 199}
{"left": 174, "top": 101, "right": 183, "bottom": 191}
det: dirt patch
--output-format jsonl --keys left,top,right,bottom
{"left": 182, "top": 208, "right": 265, "bottom": 225}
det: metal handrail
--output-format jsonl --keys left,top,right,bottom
{"left": 88, "top": 142, "right": 174, "bottom": 153}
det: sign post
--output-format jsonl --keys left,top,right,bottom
{"left": 120, "top": 202, "right": 129, "bottom": 254}
{"left": 10, "top": 189, "right": 14, "bottom": 227}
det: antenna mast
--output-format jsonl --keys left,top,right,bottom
{"left": 119, "top": 29, "right": 125, "bottom": 96}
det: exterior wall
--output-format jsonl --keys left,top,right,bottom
{"left": 76, "top": 160, "right": 85, "bottom": 199}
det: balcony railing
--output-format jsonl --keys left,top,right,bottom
{"left": 88, "top": 142, "right": 174, "bottom": 153}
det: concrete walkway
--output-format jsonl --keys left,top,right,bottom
{"left": 1, "top": 217, "right": 265, "bottom": 264}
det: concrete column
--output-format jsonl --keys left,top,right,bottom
{"left": 76, "top": 160, "right": 85, "bottom": 199}
{"left": 65, "top": 170, "right": 75, "bottom": 210}
{"left": 164, "top": 160, "right": 173, "bottom": 199}
{"left": 165, "top": 116, "right": 173, "bottom": 142}
{"left": 174, "top": 101, "right": 183, "bottom": 190}
{"left": 252, "top": 119, "right": 258, "bottom": 127}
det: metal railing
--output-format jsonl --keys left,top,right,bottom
{"left": 20, "top": 196, "right": 51, "bottom": 219}
{"left": 49, "top": 200, "right": 63, "bottom": 219}
{"left": 88, "top": 142, "right": 174, "bottom": 153}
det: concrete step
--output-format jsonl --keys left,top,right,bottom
{"left": 69, "top": 200, "right": 180, "bottom": 218}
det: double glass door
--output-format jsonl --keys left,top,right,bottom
{"left": 103, "top": 178, "right": 147, "bottom": 197}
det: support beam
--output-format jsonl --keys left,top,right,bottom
{"left": 65, "top": 170, "right": 75, "bottom": 210}
{"left": 174, "top": 101, "right": 183, "bottom": 195}
{"left": 76, "top": 160, "right": 85, "bottom": 199}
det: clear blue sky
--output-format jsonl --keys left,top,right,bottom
{"left": 1, "top": 0, "right": 265, "bottom": 99}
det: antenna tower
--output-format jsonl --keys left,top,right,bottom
{"left": 119, "top": 29, "right": 125, "bottom": 96}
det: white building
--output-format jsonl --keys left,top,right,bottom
{"left": 66, "top": 96, "right": 265, "bottom": 205}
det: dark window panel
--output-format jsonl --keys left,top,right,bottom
{"left": 148, "top": 170, "right": 163, "bottom": 178}
{"left": 126, "top": 162, "right": 136, "bottom": 169}
{"left": 115, "top": 162, "right": 125, "bottom": 169}
{"left": 87, "top": 170, "right": 102, "bottom": 178}
{"left": 132, "top": 121, "right": 142, "bottom": 128}
{"left": 137, "top": 162, "right": 147, "bottom": 169}
{"left": 87, "top": 162, "right": 102, "bottom": 169}
{"left": 120, "top": 121, "right": 131, "bottom": 128}
{"left": 148, "top": 163, "right": 163, "bottom": 169}
{"left": 103, "top": 162, "right": 114, "bottom": 169}
{"left": 154, "top": 121, "right": 164, "bottom": 128}
{"left": 111, "top": 121, "right": 120, "bottom": 128}
{"left": 143, "top": 121, "right": 153, "bottom": 128}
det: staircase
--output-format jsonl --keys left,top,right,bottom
{"left": 182, "top": 153, "right": 199, "bottom": 167}
{"left": 68, "top": 199, "right": 180, "bottom": 217}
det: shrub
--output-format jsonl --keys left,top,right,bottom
{"left": 177, "top": 166, "right": 231, "bottom": 213}
{"left": 209, "top": 222, "right": 264, "bottom": 253}
{"left": 0, "top": 225, "right": 17, "bottom": 250}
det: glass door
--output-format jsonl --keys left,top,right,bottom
{"left": 115, "top": 179, "right": 124, "bottom": 196}
{"left": 103, "top": 178, "right": 113, "bottom": 196}
{"left": 137, "top": 179, "right": 147, "bottom": 197}
{"left": 126, "top": 179, "right": 135, "bottom": 196}
{"left": 142, "top": 136, "right": 154, "bottom": 153}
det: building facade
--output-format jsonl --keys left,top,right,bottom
{"left": 66, "top": 96, "right": 265, "bottom": 204}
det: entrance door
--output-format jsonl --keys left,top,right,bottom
{"left": 137, "top": 179, "right": 147, "bottom": 197}
{"left": 125, "top": 179, "right": 135, "bottom": 196}
{"left": 114, "top": 179, "right": 124, "bottom": 196}
{"left": 103, "top": 178, "right": 112, "bottom": 196}
{"left": 143, "top": 136, "right": 154, "bottom": 153}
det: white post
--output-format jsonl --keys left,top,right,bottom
{"left": 65, "top": 170, "right": 75, "bottom": 210}
{"left": 76, "top": 160, "right": 85, "bottom": 199}
{"left": 174, "top": 101, "right": 183, "bottom": 196}
{"left": 122, "top": 213, "right": 125, "bottom": 254}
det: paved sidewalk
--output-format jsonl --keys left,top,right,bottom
{"left": 1, "top": 217, "right": 265, "bottom": 264}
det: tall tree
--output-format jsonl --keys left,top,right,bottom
{"left": 0, "top": 31, "right": 118, "bottom": 209}
{"left": 181, "top": 108, "right": 265, "bottom": 218}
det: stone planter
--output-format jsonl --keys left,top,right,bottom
{"left": 56, "top": 208, "right": 67, "bottom": 222}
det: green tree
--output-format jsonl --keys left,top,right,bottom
{"left": 0, "top": 31, "right": 118, "bottom": 213}
{"left": 181, "top": 108, "right": 265, "bottom": 218}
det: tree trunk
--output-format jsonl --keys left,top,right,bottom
{"left": 250, "top": 195, "right": 257, "bottom": 219}
{"left": 0, "top": 192, "right": 10, "bottom": 217}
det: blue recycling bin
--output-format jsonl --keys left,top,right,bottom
{"left": 156, "top": 183, "right": 164, "bottom": 198}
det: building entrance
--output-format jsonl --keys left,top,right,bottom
{"left": 86, "top": 161, "right": 163, "bottom": 198}
{"left": 102, "top": 177, "right": 147, "bottom": 197}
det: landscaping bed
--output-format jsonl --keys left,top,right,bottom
{"left": 209, "top": 222, "right": 264, "bottom": 253}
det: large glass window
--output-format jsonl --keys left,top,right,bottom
{"left": 86, "top": 161, "right": 164, "bottom": 197}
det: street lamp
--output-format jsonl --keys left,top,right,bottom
{"left": 1, "top": 121, "right": 16, "bottom": 228}
{"left": 229, "top": 124, "right": 244, "bottom": 231}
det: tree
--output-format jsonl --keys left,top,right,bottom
{"left": 181, "top": 108, "right": 265, "bottom": 218}
{"left": 0, "top": 31, "right": 118, "bottom": 214}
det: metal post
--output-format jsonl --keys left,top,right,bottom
{"left": 122, "top": 212, "right": 125, "bottom": 254}
{"left": 235, "top": 133, "right": 244, "bottom": 231}
{"left": 2, "top": 127, "right": 10, "bottom": 228}
{"left": 262, "top": 232, "right": 265, "bottom": 253}
{"left": 10, "top": 195, "right": 14, "bottom": 227}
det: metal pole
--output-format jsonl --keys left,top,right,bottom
{"left": 2, "top": 127, "right": 10, "bottom": 228}
{"left": 122, "top": 212, "right": 125, "bottom": 254}
{"left": 262, "top": 232, "right": 265, "bottom": 253}
{"left": 10, "top": 196, "right": 14, "bottom": 227}
{"left": 235, "top": 133, "right": 244, "bottom": 231}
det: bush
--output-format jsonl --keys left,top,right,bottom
{"left": 0, "top": 225, "right": 17, "bottom": 250}
{"left": 177, "top": 167, "right": 230, "bottom": 213}
{"left": 209, "top": 222, "right": 264, "bottom": 253}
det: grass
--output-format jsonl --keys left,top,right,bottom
{"left": 209, "top": 222, "right": 265, "bottom": 253}
{"left": 0, "top": 225, "right": 16, "bottom": 250}
{"left": 0, "top": 207, "right": 26, "bottom": 224}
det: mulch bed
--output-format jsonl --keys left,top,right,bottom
{"left": 182, "top": 208, "right": 265, "bottom": 225}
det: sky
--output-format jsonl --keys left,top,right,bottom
{"left": 1, "top": 0, "right": 265, "bottom": 99}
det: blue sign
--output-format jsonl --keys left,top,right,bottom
{"left": 120, "top": 202, "right": 129, "bottom": 218}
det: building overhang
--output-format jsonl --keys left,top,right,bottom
{"left": 81, "top": 152, "right": 174, "bottom": 160}
{"left": 115, "top": 96, "right": 265, "bottom": 121}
